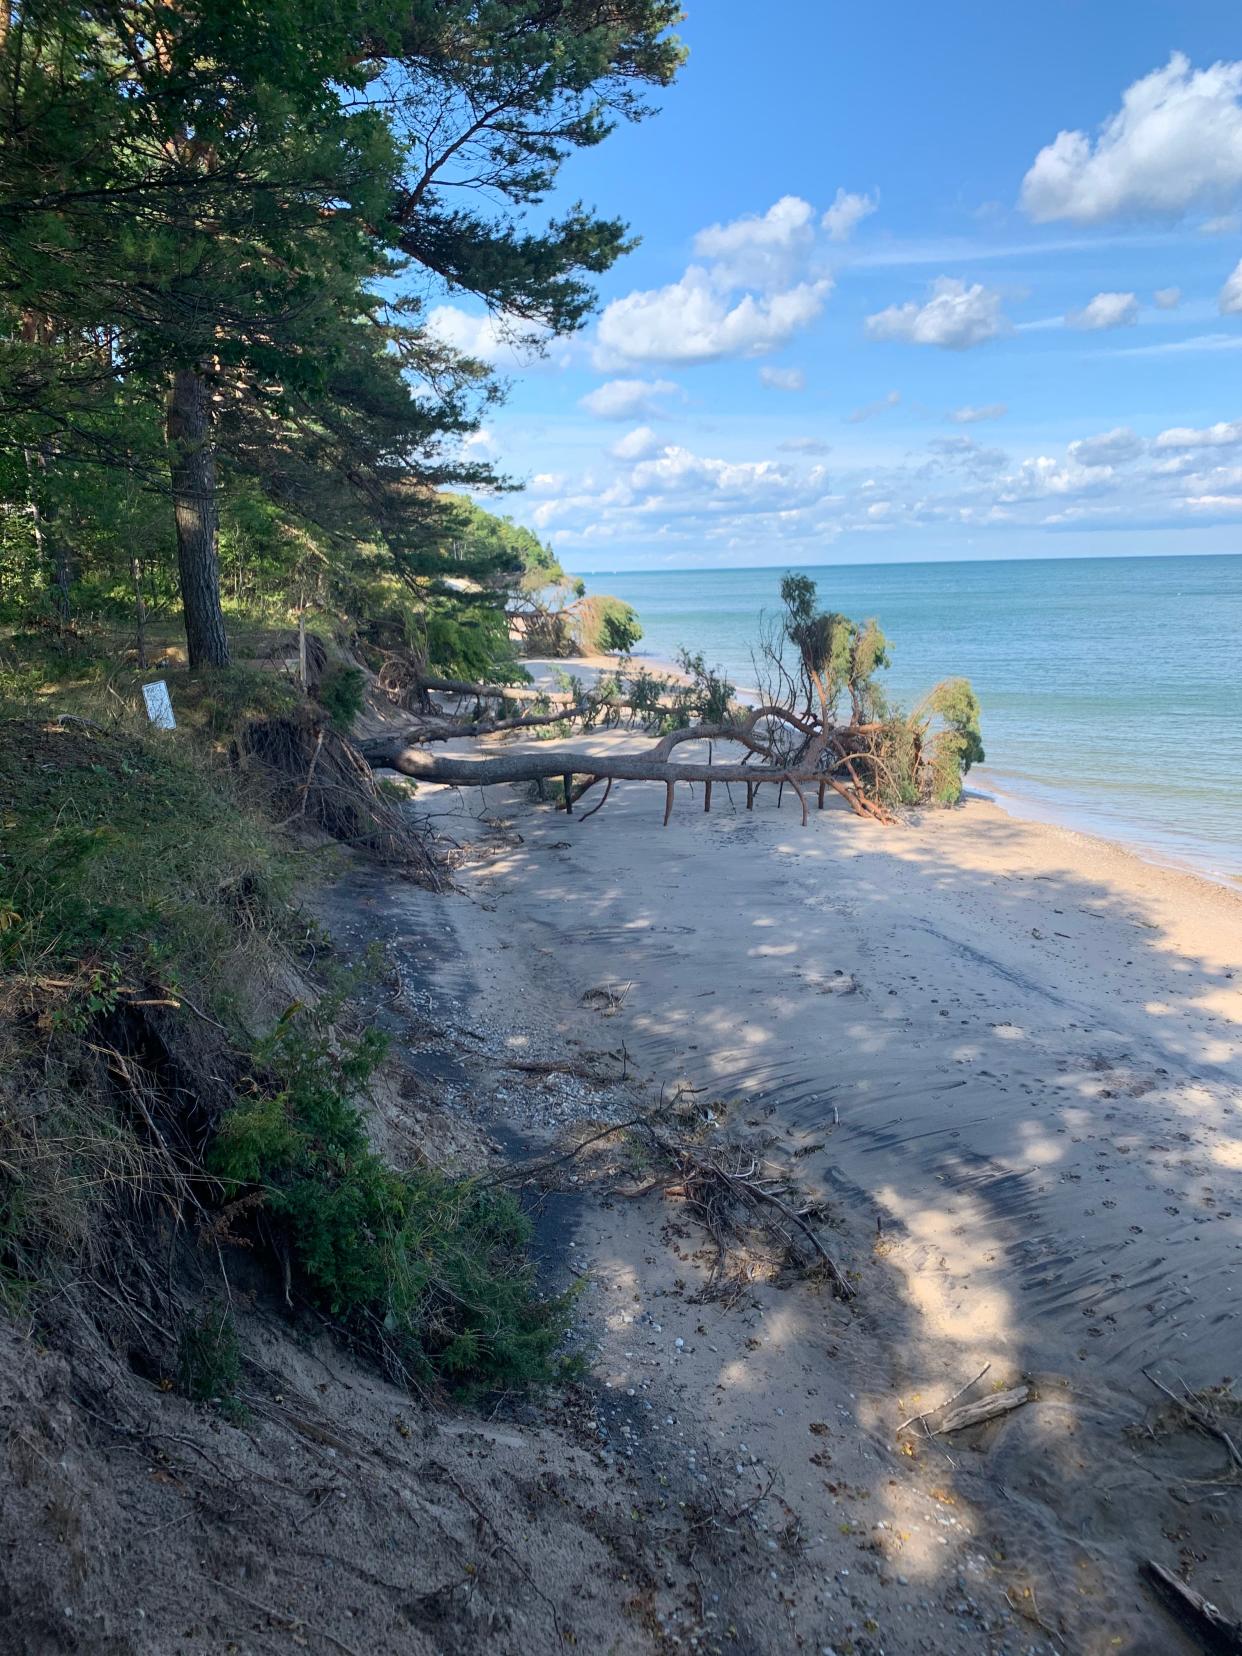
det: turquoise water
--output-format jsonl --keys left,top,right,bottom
{"left": 589, "top": 555, "right": 1242, "bottom": 881}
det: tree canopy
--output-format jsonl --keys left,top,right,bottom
{"left": 0, "top": 0, "right": 685, "bottom": 663}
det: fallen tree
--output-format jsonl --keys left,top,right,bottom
{"left": 360, "top": 575, "right": 985, "bottom": 828}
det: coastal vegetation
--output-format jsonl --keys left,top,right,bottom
{"left": 0, "top": 0, "right": 682, "bottom": 1436}
{"left": 0, "top": 6, "right": 990, "bottom": 1647}
{"left": 366, "top": 572, "right": 984, "bottom": 821}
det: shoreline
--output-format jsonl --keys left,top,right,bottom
{"left": 411, "top": 756, "right": 1242, "bottom": 1653}
{"left": 551, "top": 644, "right": 1242, "bottom": 895}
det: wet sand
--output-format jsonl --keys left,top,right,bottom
{"left": 406, "top": 744, "right": 1242, "bottom": 1651}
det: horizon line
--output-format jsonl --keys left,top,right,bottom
{"left": 573, "top": 547, "right": 1242, "bottom": 578}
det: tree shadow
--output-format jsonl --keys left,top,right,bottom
{"left": 422, "top": 772, "right": 1242, "bottom": 1653}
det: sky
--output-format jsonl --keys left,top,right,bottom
{"left": 431, "top": 2, "right": 1242, "bottom": 571}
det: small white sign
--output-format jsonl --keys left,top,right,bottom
{"left": 142, "top": 679, "right": 176, "bottom": 729}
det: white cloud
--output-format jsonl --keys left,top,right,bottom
{"left": 627, "top": 446, "right": 808, "bottom": 502}
{"left": 1021, "top": 53, "right": 1242, "bottom": 224}
{"left": 1154, "top": 419, "right": 1242, "bottom": 449}
{"left": 1220, "top": 257, "right": 1242, "bottom": 314}
{"left": 1068, "top": 427, "right": 1144, "bottom": 467}
{"left": 578, "top": 377, "right": 682, "bottom": 420}
{"left": 759, "top": 365, "right": 806, "bottom": 391}
{"left": 865, "top": 278, "right": 1009, "bottom": 349}
{"left": 778, "top": 436, "right": 831, "bottom": 454}
{"left": 1153, "top": 286, "right": 1182, "bottom": 309}
{"left": 693, "top": 195, "right": 816, "bottom": 288}
{"left": 509, "top": 406, "right": 1242, "bottom": 558}
{"left": 950, "top": 403, "right": 1008, "bottom": 423}
{"left": 595, "top": 196, "right": 834, "bottom": 368}
{"left": 596, "top": 267, "right": 831, "bottom": 366}
{"left": 610, "top": 425, "right": 661, "bottom": 462}
{"left": 1066, "top": 290, "right": 1140, "bottom": 330}
{"left": 426, "top": 304, "right": 551, "bottom": 367}
{"left": 822, "top": 188, "right": 878, "bottom": 242}
{"left": 461, "top": 426, "right": 496, "bottom": 454}
{"left": 847, "top": 390, "right": 901, "bottom": 423}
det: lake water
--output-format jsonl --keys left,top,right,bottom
{"left": 587, "top": 554, "right": 1242, "bottom": 882}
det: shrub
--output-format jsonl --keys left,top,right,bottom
{"left": 176, "top": 1302, "right": 242, "bottom": 1409}
{"left": 316, "top": 664, "right": 365, "bottom": 729}
{"left": 574, "top": 594, "right": 642, "bottom": 656}
{"left": 210, "top": 1012, "right": 576, "bottom": 1394}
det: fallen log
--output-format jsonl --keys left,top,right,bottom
{"left": 360, "top": 736, "right": 883, "bottom": 824}
{"left": 1141, "top": 1560, "right": 1242, "bottom": 1655}
{"left": 362, "top": 704, "right": 896, "bottom": 826}
{"left": 391, "top": 711, "right": 575, "bottom": 744}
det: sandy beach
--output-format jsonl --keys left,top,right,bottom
{"left": 395, "top": 726, "right": 1242, "bottom": 1654}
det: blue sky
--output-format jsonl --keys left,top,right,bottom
{"left": 432, "top": 3, "right": 1242, "bottom": 570}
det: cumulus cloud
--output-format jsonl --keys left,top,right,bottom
{"left": 596, "top": 267, "right": 831, "bottom": 366}
{"left": 515, "top": 407, "right": 1242, "bottom": 559}
{"left": 865, "top": 278, "right": 1010, "bottom": 349}
{"left": 759, "top": 365, "right": 806, "bottom": 391}
{"left": 1068, "top": 427, "right": 1144, "bottom": 467}
{"left": 1220, "top": 257, "right": 1242, "bottom": 313}
{"left": 1153, "top": 286, "right": 1182, "bottom": 309}
{"left": 610, "top": 425, "right": 661, "bottom": 462}
{"left": 578, "top": 378, "right": 681, "bottom": 420}
{"left": 1020, "top": 53, "right": 1242, "bottom": 224}
{"left": 595, "top": 196, "right": 835, "bottom": 367}
{"left": 426, "top": 304, "right": 553, "bottom": 367}
{"left": 822, "top": 188, "right": 878, "bottom": 242}
{"left": 950, "top": 403, "right": 1008, "bottom": 423}
{"left": 1066, "top": 291, "right": 1140, "bottom": 330}
{"left": 1154, "top": 418, "right": 1242, "bottom": 449}
{"left": 847, "top": 390, "right": 901, "bottom": 423}
{"left": 693, "top": 195, "right": 816, "bottom": 288}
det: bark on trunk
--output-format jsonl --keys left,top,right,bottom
{"left": 166, "top": 368, "right": 229, "bottom": 667}
{"left": 131, "top": 556, "right": 148, "bottom": 669}
{"left": 359, "top": 737, "right": 887, "bottom": 825}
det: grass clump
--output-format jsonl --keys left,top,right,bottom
{"left": 176, "top": 1302, "right": 244, "bottom": 1416}
{"left": 211, "top": 1011, "right": 576, "bottom": 1394}
{"left": 0, "top": 718, "right": 292, "bottom": 1024}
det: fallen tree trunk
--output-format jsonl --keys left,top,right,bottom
{"left": 360, "top": 735, "right": 889, "bottom": 824}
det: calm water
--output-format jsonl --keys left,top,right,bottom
{"left": 589, "top": 555, "right": 1242, "bottom": 881}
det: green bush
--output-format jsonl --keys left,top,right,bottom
{"left": 176, "top": 1302, "right": 243, "bottom": 1410}
{"left": 574, "top": 594, "right": 643, "bottom": 656}
{"left": 210, "top": 1012, "right": 576, "bottom": 1394}
{"left": 316, "top": 664, "right": 365, "bottom": 728}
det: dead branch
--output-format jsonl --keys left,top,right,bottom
{"left": 1143, "top": 1369, "right": 1242, "bottom": 1472}
{"left": 1141, "top": 1560, "right": 1242, "bottom": 1654}
{"left": 633, "top": 1127, "right": 855, "bottom": 1301}
{"left": 478, "top": 1112, "right": 653, "bottom": 1191}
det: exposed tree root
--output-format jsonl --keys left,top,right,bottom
{"left": 236, "top": 714, "right": 443, "bottom": 885}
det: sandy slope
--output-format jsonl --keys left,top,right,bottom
{"left": 416, "top": 751, "right": 1242, "bottom": 1655}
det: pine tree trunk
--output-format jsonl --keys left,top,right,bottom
{"left": 166, "top": 367, "right": 229, "bottom": 667}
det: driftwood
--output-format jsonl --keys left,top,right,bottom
{"left": 896, "top": 1369, "right": 1030, "bottom": 1437}
{"left": 633, "top": 1129, "right": 856, "bottom": 1301}
{"left": 1141, "top": 1560, "right": 1242, "bottom": 1655}
{"left": 935, "top": 1385, "right": 1030, "bottom": 1434}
